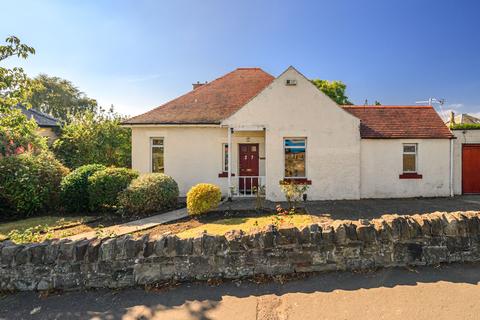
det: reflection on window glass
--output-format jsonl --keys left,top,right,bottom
{"left": 152, "top": 138, "right": 164, "bottom": 173}
{"left": 402, "top": 143, "right": 417, "bottom": 172}
{"left": 284, "top": 138, "right": 306, "bottom": 177}
{"left": 223, "top": 144, "right": 229, "bottom": 172}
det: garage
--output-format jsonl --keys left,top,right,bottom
{"left": 462, "top": 144, "right": 480, "bottom": 194}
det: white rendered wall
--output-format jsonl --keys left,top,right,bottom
{"left": 131, "top": 126, "right": 265, "bottom": 196}
{"left": 223, "top": 67, "right": 361, "bottom": 201}
{"left": 360, "top": 139, "right": 451, "bottom": 198}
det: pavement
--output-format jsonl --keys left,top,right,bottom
{"left": 66, "top": 207, "right": 188, "bottom": 241}
{"left": 2, "top": 262, "right": 480, "bottom": 320}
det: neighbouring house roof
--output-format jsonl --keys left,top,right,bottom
{"left": 343, "top": 106, "right": 454, "bottom": 139}
{"left": 123, "top": 68, "right": 275, "bottom": 125}
{"left": 445, "top": 113, "right": 480, "bottom": 125}
{"left": 17, "top": 105, "right": 60, "bottom": 128}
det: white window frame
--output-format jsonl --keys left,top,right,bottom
{"left": 222, "top": 143, "right": 229, "bottom": 172}
{"left": 283, "top": 137, "right": 307, "bottom": 178}
{"left": 402, "top": 143, "right": 418, "bottom": 173}
{"left": 150, "top": 137, "right": 164, "bottom": 173}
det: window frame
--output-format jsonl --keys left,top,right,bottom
{"left": 402, "top": 143, "right": 418, "bottom": 173}
{"left": 222, "top": 143, "right": 229, "bottom": 173}
{"left": 283, "top": 137, "right": 307, "bottom": 179}
{"left": 150, "top": 137, "right": 165, "bottom": 173}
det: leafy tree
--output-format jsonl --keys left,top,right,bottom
{"left": 53, "top": 106, "right": 131, "bottom": 168}
{"left": 0, "top": 36, "right": 46, "bottom": 156}
{"left": 374, "top": 100, "right": 382, "bottom": 105}
{"left": 28, "top": 74, "right": 98, "bottom": 122}
{"left": 311, "top": 79, "right": 352, "bottom": 105}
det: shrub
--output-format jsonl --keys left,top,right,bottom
{"left": 0, "top": 152, "right": 69, "bottom": 216}
{"left": 60, "top": 164, "right": 106, "bottom": 212}
{"left": 87, "top": 167, "right": 138, "bottom": 211}
{"left": 279, "top": 180, "right": 310, "bottom": 211}
{"left": 118, "top": 173, "right": 179, "bottom": 215}
{"left": 186, "top": 183, "right": 222, "bottom": 215}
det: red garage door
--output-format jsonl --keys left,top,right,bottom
{"left": 462, "top": 144, "right": 480, "bottom": 194}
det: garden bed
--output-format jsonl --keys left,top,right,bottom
{"left": 0, "top": 203, "right": 186, "bottom": 243}
{"left": 133, "top": 209, "right": 330, "bottom": 239}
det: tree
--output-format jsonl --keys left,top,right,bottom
{"left": 53, "top": 106, "right": 131, "bottom": 169}
{"left": 311, "top": 79, "right": 352, "bottom": 105}
{"left": 0, "top": 36, "right": 46, "bottom": 156}
{"left": 28, "top": 74, "right": 98, "bottom": 122}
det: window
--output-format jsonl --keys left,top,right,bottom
{"left": 222, "top": 143, "right": 229, "bottom": 172}
{"left": 284, "top": 138, "right": 306, "bottom": 178}
{"left": 402, "top": 143, "right": 417, "bottom": 173}
{"left": 151, "top": 138, "right": 164, "bottom": 173}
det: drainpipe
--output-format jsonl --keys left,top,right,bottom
{"left": 227, "top": 127, "right": 233, "bottom": 199}
{"left": 450, "top": 138, "right": 454, "bottom": 197}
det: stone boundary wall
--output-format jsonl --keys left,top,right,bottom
{"left": 1, "top": 211, "right": 480, "bottom": 291}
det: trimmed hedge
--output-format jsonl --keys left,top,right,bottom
{"left": 118, "top": 173, "right": 179, "bottom": 215}
{"left": 186, "top": 183, "right": 222, "bottom": 215}
{"left": 0, "top": 152, "right": 69, "bottom": 216}
{"left": 60, "top": 164, "right": 106, "bottom": 212}
{"left": 87, "top": 167, "right": 138, "bottom": 211}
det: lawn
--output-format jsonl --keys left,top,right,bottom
{"left": 0, "top": 216, "right": 94, "bottom": 242}
{"left": 176, "top": 214, "right": 324, "bottom": 239}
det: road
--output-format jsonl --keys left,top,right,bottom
{"left": 1, "top": 263, "right": 480, "bottom": 320}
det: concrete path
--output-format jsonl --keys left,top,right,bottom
{"left": 66, "top": 208, "right": 188, "bottom": 241}
{"left": 2, "top": 263, "right": 480, "bottom": 319}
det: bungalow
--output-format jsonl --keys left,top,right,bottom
{"left": 17, "top": 105, "right": 61, "bottom": 143}
{"left": 123, "top": 66, "right": 477, "bottom": 201}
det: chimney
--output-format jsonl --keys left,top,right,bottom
{"left": 192, "top": 81, "right": 207, "bottom": 90}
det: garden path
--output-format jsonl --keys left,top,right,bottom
{"left": 66, "top": 207, "right": 188, "bottom": 241}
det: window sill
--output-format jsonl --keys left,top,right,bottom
{"left": 281, "top": 178, "right": 312, "bottom": 185}
{"left": 399, "top": 173, "right": 423, "bottom": 179}
{"left": 218, "top": 172, "right": 235, "bottom": 178}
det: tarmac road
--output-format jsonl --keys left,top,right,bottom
{"left": 1, "top": 262, "right": 480, "bottom": 320}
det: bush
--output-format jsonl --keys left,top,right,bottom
{"left": 0, "top": 152, "right": 69, "bottom": 216}
{"left": 118, "top": 173, "right": 179, "bottom": 215}
{"left": 279, "top": 180, "right": 310, "bottom": 211}
{"left": 87, "top": 167, "right": 138, "bottom": 211}
{"left": 60, "top": 164, "right": 106, "bottom": 212}
{"left": 186, "top": 183, "right": 222, "bottom": 215}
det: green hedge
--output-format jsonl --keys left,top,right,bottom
{"left": 60, "top": 164, "right": 106, "bottom": 212}
{"left": 0, "top": 152, "right": 69, "bottom": 216}
{"left": 450, "top": 123, "right": 480, "bottom": 130}
{"left": 118, "top": 173, "right": 179, "bottom": 215}
{"left": 88, "top": 167, "right": 138, "bottom": 211}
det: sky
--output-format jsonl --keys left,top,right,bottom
{"left": 2, "top": 0, "right": 480, "bottom": 119}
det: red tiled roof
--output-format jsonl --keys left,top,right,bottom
{"left": 123, "top": 68, "right": 274, "bottom": 125}
{"left": 343, "top": 106, "right": 454, "bottom": 139}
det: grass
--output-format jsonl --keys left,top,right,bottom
{"left": 0, "top": 216, "right": 91, "bottom": 241}
{"left": 177, "top": 214, "right": 323, "bottom": 239}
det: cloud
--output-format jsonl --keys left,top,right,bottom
{"left": 447, "top": 103, "right": 464, "bottom": 110}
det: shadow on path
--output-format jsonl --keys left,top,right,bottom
{"left": 1, "top": 262, "right": 480, "bottom": 320}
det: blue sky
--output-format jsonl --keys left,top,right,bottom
{"left": 2, "top": 0, "right": 480, "bottom": 118}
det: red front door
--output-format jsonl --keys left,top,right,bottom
{"left": 239, "top": 144, "right": 259, "bottom": 194}
{"left": 462, "top": 144, "right": 480, "bottom": 194}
